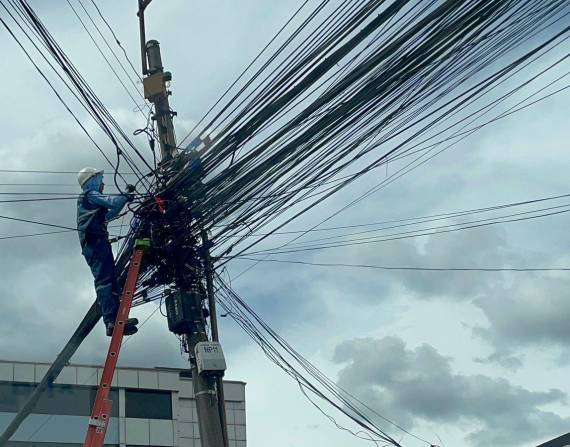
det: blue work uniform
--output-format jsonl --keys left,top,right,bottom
{"left": 77, "top": 173, "right": 129, "bottom": 325}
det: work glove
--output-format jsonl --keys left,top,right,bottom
{"left": 126, "top": 184, "right": 136, "bottom": 193}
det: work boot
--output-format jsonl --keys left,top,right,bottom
{"left": 106, "top": 318, "right": 139, "bottom": 337}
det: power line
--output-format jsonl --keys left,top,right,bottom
{"left": 0, "top": 0, "right": 154, "bottom": 189}
{"left": 0, "top": 213, "right": 125, "bottom": 238}
{"left": 232, "top": 257, "right": 570, "bottom": 273}
{"left": 0, "top": 192, "right": 130, "bottom": 195}
{"left": 215, "top": 274, "right": 430, "bottom": 447}
{"left": 0, "top": 169, "right": 137, "bottom": 175}
{"left": 0, "top": 6, "right": 124, "bottom": 181}
{"left": 179, "top": 0, "right": 314, "bottom": 146}
{"left": 0, "top": 213, "right": 80, "bottom": 231}
{"left": 242, "top": 207, "right": 570, "bottom": 257}
{"left": 185, "top": 2, "right": 570, "bottom": 266}
{"left": 65, "top": 0, "right": 147, "bottom": 116}
{"left": 0, "top": 223, "right": 128, "bottom": 242}
{"left": 218, "top": 192, "right": 570, "bottom": 239}
{"left": 88, "top": 0, "right": 143, "bottom": 82}
{"left": 0, "top": 183, "right": 83, "bottom": 186}
{"left": 112, "top": 0, "right": 570, "bottom": 308}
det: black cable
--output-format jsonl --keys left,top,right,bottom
{"left": 108, "top": 0, "right": 570, "bottom": 331}
{"left": 65, "top": 0, "right": 148, "bottom": 117}
{"left": 0, "top": 9, "right": 122, "bottom": 179}
{"left": 0, "top": 169, "right": 137, "bottom": 174}
{"left": 0, "top": 213, "right": 125, "bottom": 238}
{"left": 179, "top": 0, "right": 315, "bottom": 146}
{"left": 243, "top": 207, "right": 570, "bottom": 257}
{"left": 231, "top": 257, "right": 570, "bottom": 273}
{"left": 5, "top": 0, "right": 154, "bottom": 189}
{"left": 214, "top": 274, "right": 427, "bottom": 447}
{"left": 88, "top": 0, "right": 142, "bottom": 82}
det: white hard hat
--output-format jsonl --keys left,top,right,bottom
{"left": 77, "top": 167, "right": 103, "bottom": 186}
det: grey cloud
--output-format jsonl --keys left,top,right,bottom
{"left": 312, "top": 208, "right": 570, "bottom": 368}
{"left": 473, "top": 349, "right": 525, "bottom": 371}
{"left": 473, "top": 275, "right": 570, "bottom": 363}
{"left": 317, "top": 224, "right": 516, "bottom": 301}
{"left": 398, "top": 227, "right": 513, "bottom": 298}
{"left": 333, "top": 336, "right": 569, "bottom": 447}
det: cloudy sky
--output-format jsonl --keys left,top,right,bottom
{"left": 0, "top": 1, "right": 569, "bottom": 447}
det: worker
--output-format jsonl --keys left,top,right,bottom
{"left": 77, "top": 167, "right": 138, "bottom": 337}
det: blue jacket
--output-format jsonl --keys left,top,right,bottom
{"left": 77, "top": 173, "right": 129, "bottom": 247}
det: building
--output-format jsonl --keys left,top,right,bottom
{"left": 0, "top": 359, "right": 246, "bottom": 447}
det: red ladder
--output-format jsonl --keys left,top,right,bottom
{"left": 83, "top": 239, "right": 149, "bottom": 447}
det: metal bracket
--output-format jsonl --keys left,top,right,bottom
{"left": 195, "top": 390, "right": 216, "bottom": 397}
{"left": 139, "top": 0, "right": 153, "bottom": 12}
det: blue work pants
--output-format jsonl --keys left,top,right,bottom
{"left": 82, "top": 237, "right": 119, "bottom": 325}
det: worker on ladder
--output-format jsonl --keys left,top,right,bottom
{"left": 77, "top": 167, "right": 139, "bottom": 337}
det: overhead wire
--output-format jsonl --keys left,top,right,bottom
{"left": 214, "top": 274, "right": 431, "bottom": 447}
{"left": 0, "top": 169, "right": 138, "bottom": 175}
{"left": 0, "top": 213, "right": 125, "bottom": 238}
{"left": 242, "top": 206, "right": 570, "bottom": 257}
{"left": 111, "top": 0, "right": 570, "bottom": 307}
{"left": 77, "top": 0, "right": 144, "bottom": 91}
{"left": 2, "top": 0, "right": 154, "bottom": 191}
{"left": 201, "top": 2, "right": 568, "bottom": 248}
{"left": 0, "top": 6, "right": 124, "bottom": 181}
{"left": 231, "top": 258, "right": 570, "bottom": 273}
{"left": 216, "top": 45, "right": 567, "bottom": 270}
{"left": 88, "top": 0, "right": 142, "bottom": 82}
{"left": 65, "top": 0, "right": 148, "bottom": 117}
{"left": 179, "top": 0, "right": 315, "bottom": 147}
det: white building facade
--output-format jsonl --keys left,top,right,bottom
{"left": 0, "top": 360, "right": 246, "bottom": 447}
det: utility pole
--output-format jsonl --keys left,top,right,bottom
{"left": 142, "top": 38, "right": 177, "bottom": 162}
{"left": 137, "top": 3, "right": 228, "bottom": 447}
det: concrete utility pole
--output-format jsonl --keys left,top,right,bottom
{"left": 143, "top": 38, "right": 177, "bottom": 161}
{"left": 138, "top": 2, "right": 228, "bottom": 447}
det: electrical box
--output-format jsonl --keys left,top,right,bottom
{"left": 195, "top": 342, "right": 226, "bottom": 376}
{"left": 143, "top": 72, "right": 165, "bottom": 99}
{"left": 165, "top": 289, "right": 203, "bottom": 334}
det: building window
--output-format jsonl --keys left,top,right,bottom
{"left": 6, "top": 443, "right": 118, "bottom": 447}
{"left": 125, "top": 389, "right": 172, "bottom": 419}
{"left": 0, "top": 382, "right": 118, "bottom": 417}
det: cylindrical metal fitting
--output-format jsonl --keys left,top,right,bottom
{"left": 146, "top": 39, "right": 163, "bottom": 74}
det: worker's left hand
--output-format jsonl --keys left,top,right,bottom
{"left": 126, "top": 184, "right": 136, "bottom": 193}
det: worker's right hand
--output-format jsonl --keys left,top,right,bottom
{"left": 126, "top": 184, "right": 136, "bottom": 193}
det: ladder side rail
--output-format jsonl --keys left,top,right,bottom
{"left": 83, "top": 247, "right": 145, "bottom": 447}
